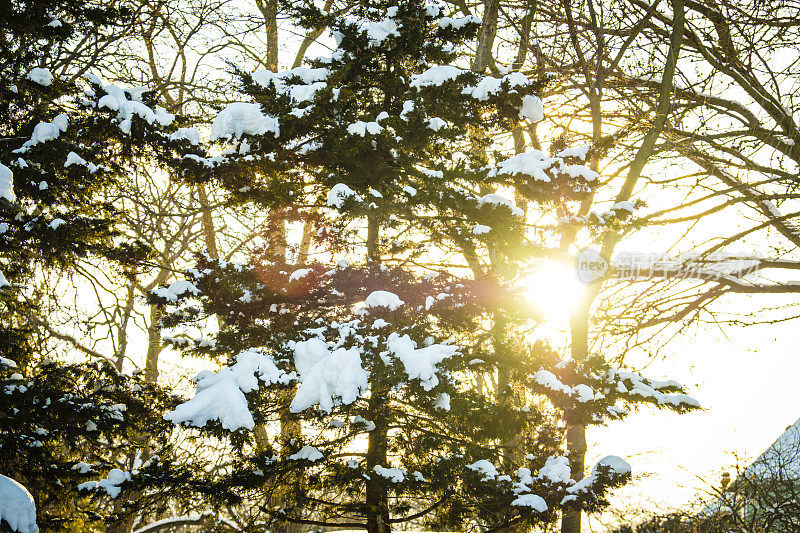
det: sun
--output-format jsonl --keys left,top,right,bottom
{"left": 518, "top": 260, "right": 586, "bottom": 320}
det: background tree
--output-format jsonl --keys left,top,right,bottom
{"left": 0, "top": 1, "right": 221, "bottom": 531}
{"left": 429, "top": 1, "right": 800, "bottom": 531}
{"left": 611, "top": 420, "right": 800, "bottom": 532}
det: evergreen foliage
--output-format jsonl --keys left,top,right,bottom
{"left": 155, "top": 1, "right": 647, "bottom": 531}
{"left": 0, "top": 2, "right": 196, "bottom": 531}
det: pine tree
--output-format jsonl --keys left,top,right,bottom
{"left": 156, "top": 1, "right": 642, "bottom": 531}
{"left": 0, "top": 2, "right": 212, "bottom": 531}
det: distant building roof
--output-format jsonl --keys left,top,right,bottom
{"left": 744, "top": 417, "right": 800, "bottom": 479}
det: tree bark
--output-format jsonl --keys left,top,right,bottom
{"left": 114, "top": 274, "right": 136, "bottom": 372}
{"left": 365, "top": 391, "right": 391, "bottom": 533}
{"left": 472, "top": 0, "right": 500, "bottom": 73}
{"left": 367, "top": 214, "right": 380, "bottom": 263}
{"left": 197, "top": 184, "right": 219, "bottom": 259}
{"left": 560, "top": 302, "right": 590, "bottom": 533}
{"left": 298, "top": 218, "right": 313, "bottom": 264}
{"left": 144, "top": 303, "right": 163, "bottom": 384}
{"left": 256, "top": 0, "right": 279, "bottom": 71}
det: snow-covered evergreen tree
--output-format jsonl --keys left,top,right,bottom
{"left": 156, "top": 1, "right": 645, "bottom": 531}
{"left": 0, "top": 2, "right": 208, "bottom": 531}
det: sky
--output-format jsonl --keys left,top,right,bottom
{"left": 590, "top": 322, "right": 800, "bottom": 527}
{"left": 524, "top": 269, "right": 800, "bottom": 529}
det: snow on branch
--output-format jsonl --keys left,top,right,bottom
{"left": 0, "top": 475, "right": 38, "bottom": 533}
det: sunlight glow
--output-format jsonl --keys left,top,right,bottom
{"left": 519, "top": 260, "right": 586, "bottom": 319}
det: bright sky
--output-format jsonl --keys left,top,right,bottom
{"left": 522, "top": 262, "right": 800, "bottom": 529}
{"left": 589, "top": 319, "right": 800, "bottom": 528}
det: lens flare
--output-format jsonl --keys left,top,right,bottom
{"left": 519, "top": 260, "right": 585, "bottom": 319}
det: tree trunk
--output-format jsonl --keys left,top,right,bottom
{"left": 256, "top": 0, "right": 279, "bottom": 71}
{"left": 561, "top": 303, "right": 590, "bottom": 533}
{"left": 114, "top": 274, "right": 136, "bottom": 372}
{"left": 298, "top": 218, "right": 313, "bottom": 264}
{"left": 144, "top": 303, "right": 163, "bottom": 384}
{"left": 197, "top": 184, "right": 219, "bottom": 259}
{"left": 367, "top": 214, "right": 380, "bottom": 263}
{"left": 365, "top": 391, "right": 390, "bottom": 533}
{"left": 472, "top": 0, "right": 500, "bottom": 73}
{"left": 267, "top": 207, "right": 288, "bottom": 262}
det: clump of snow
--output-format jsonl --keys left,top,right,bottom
{"left": 518, "top": 95, "right": 543, "bottom": 122}
{"left": 0, "top": 474, "right": 38, "bottom": 533}
{"left": 27, "top": 68, "right": 53, "bottom": 87}
{"left": 534, "top": 370, "right": 598, "bottom": 403}
{"left": 49, "top": 218, "right": 66, "bottom": 229}
{"left": 348, "top": 17, "right": 400, "bottom": 46}
{"left": 417, "top": 167, "right": 443, "bottom": 178}
{"left": 289, "top": 445, "right": 324, "bottom": 462}
{"left": 15, "top": 114, "right": 68, "bottom": 152}
{"left": 170, "top": 127, "right": 201, "bottom": 145}
{"left": 477, "top": 193, "right": 524, "bottom": 217}
{"left": 96, "top": 84, "right": 174, "bottom": 134}
{"left": 410, "top": 65, "right": 465, "bottom": 88}
{"left": 462, "top": 77, "right": 501, "bottom": 101}
{"left": 0, "top": 163, "right": 14, "bottom": 202}
{"left": 591, "top": 455, "right": 631, "bottom": 477}
{"left": 571, "top": 384, "right": 596, "bottom": 403}
{"left": 386, "top": 333, "right": 457, "bottom": 391}
{"left": 254, "top": 67, "right": 328, "bottom": 86}
{"left": 611, "top": 201, "right": 635, "bottom": 213}
{"left": 64, "top": 151, "right": 87, "bottom": 168}
{"left": 425, "top": 3, "right": 441, "bottom": 16}
{"left": 558, "top": 455, "right": 631, "bottom": 504}
{"left": 606, "top": 369, "right": 700, "bottom": 408}
{"left": 252, "top": 67, "right": 329, "bottom": 103}
{"left": 511, "top": 493, "right": 548, "bottom": 512}
{"left": 400, "top": 100, "right": 415, "bottom": 120}
{"left": 374, "top": 465, "right": 406, "bottom": 482}
{"left": 467, "top": 459, "right": 498, "bottom": 480}
{"left": 165, "top": 350, "right": 288, "bottom": 431}
{"left": 427, "top": 117, "right": 447, "bottom": 131}
{"left": 289, "top": 268, "right": 313, "bottom": 282}
{"left": 72, "top": 462, "right": 92, "bottom": 474}
{"left": 437, "top": 15, "right": 480, "bottom": 29}
{"left": 290, "top": 338, "right": 368, "bottom": 413}
{"left": 327, "top": 183, "right": 362, "bottom": 208}
{"left": 347, "top": 121, "right": 383, "bottom": 136}
{"left": 353, "top": 415, "right": 376, "bottom": 431}
{"left": 461, "top": 72, "right": 531, "bottom": 102}
{"left": 433, "top": 392, "right": 450, "bottom": 411}
{"left": 472, "top": 224, "right": 491, "bottom": 235}
{"left": 490, "top": 150, "right": 553, "bottom": 181}
{"left": 78, "top": 468, "right": 130, "bottom": 499}
{"left": 151, "top": 280, "right": 199, "bottom": 302}
{"left": 210, "top": 102, "right": 279, "bottom": 141}
{"left": 556, "top": 145, "right": 590, "bottom": 160}
{"left": 333, "top": 15, "right": 400, "bottom": 48}
{"left": 364, "top": 290, "right": 404, "bottom": 311}
{"left": 562, "top": 164, "right": 599, "bottom": 182}
{"left": 537, "top": 456, "right": 571, "bottom": 483}
{"left": 167, "top": 370, "right": 252, "bottom": 430}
